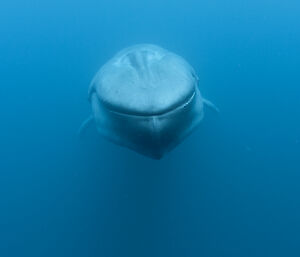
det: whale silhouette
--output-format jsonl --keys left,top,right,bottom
{"left": 79, "top": 44, "right": 218, "bottom": 159}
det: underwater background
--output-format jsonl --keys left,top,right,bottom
{"left": 1, "top": 0, "right": 300, "bottom": 256}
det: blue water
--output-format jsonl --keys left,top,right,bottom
{"left": 1, "top": 0, "right": 300, "bottom": 256}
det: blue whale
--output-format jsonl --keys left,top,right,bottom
{"left": 80, "top": 44, "right": 218, "bottom": 159}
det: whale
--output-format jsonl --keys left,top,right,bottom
{"left": 79, "top": 44, "right": 218, "bottom": 159}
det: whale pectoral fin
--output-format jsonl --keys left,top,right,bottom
{"left": 203, "top": 98, "right": 220, "bottom": 113}
{"left": 78, "top": 115, "right": 94, "bottom": 138}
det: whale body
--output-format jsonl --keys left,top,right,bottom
{"left": 80, "top": 44, "right": 217, "bottom": 159}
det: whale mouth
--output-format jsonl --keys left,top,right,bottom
{"left": 96, "top": 90, "right": 196, "bottom": 118}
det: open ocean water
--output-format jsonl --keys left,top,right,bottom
{"left": 1, "top": 0, "right": 300, "bottom": 256}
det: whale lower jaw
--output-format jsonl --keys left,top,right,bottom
{"left": 90, "top": 88, "right": 204, "bottom": 159}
